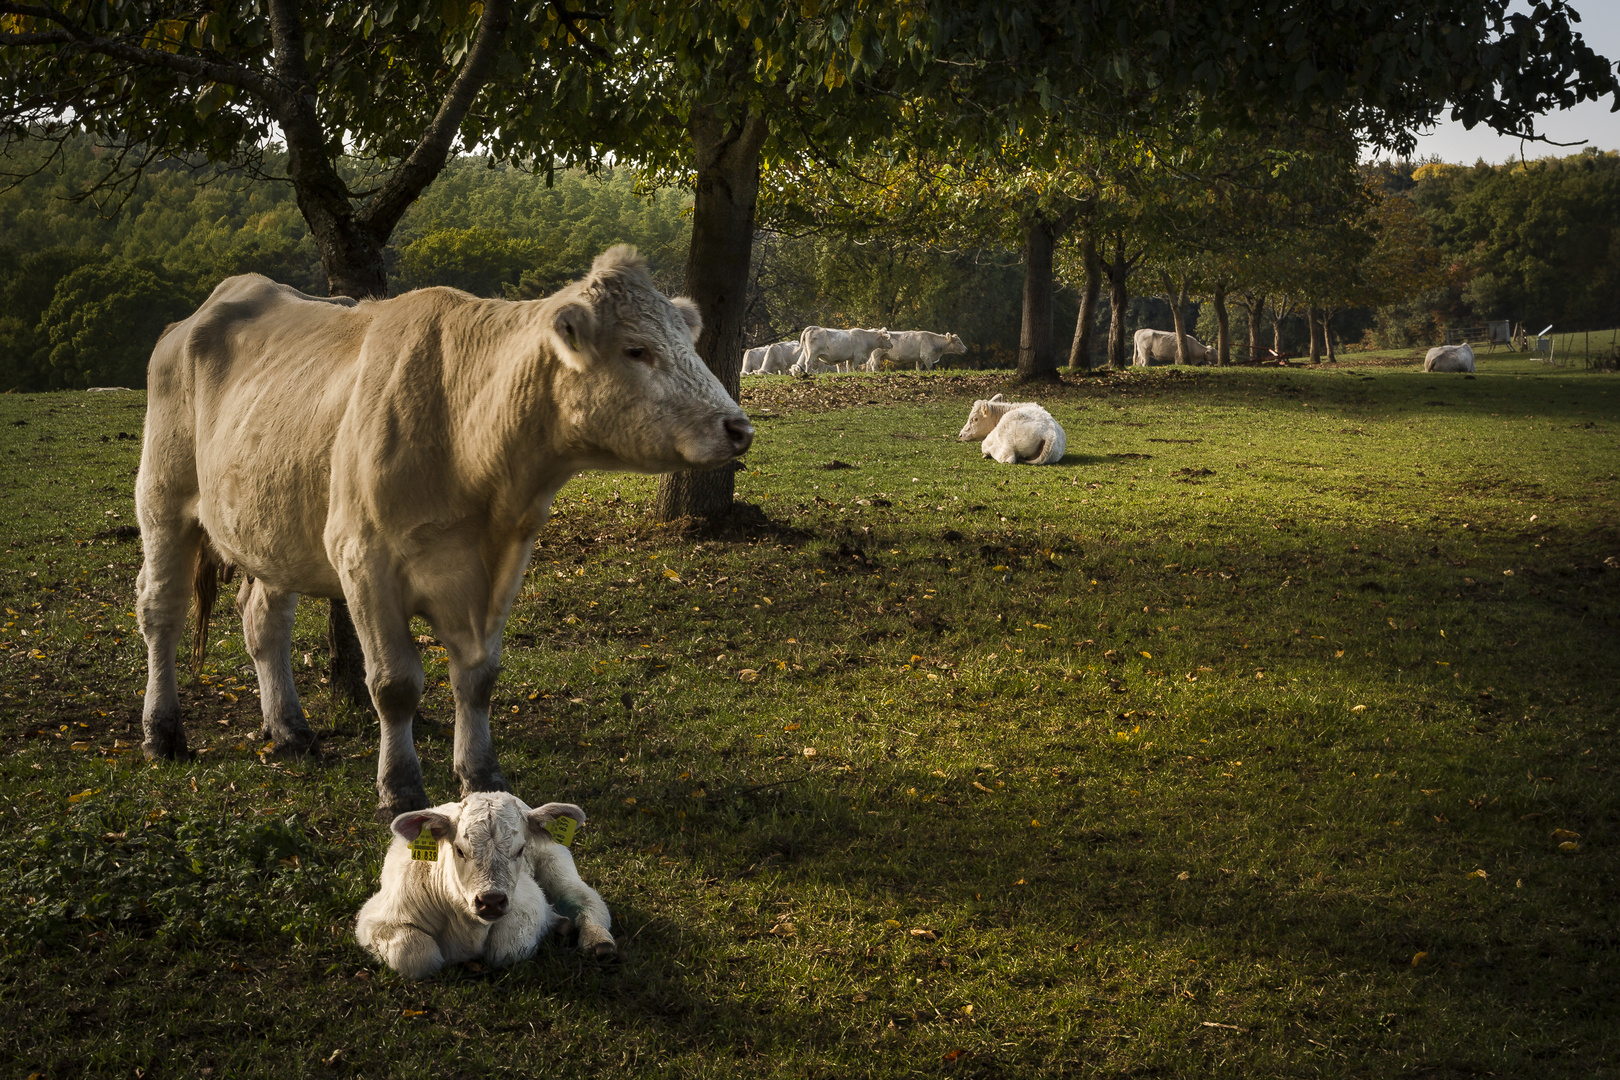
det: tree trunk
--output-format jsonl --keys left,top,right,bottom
{"left": 1247, "top": 297, "right": 1265, "bottom": 363}
{"left": 1307, "top": 306, "right": 1322, "bottom": 363}
{"left": 652, "top": 105, "right": 769, "bottom": 522}
{"left": 1163, "top": 270, "right": 1190, "bottom": 366}
{"left": 1213, "top": 281, "right": 1230, "bottom": 365}
{"left": 1107, "top": 235, "right": 1130, "bottom": 368}
{"left": 1068, "top": 232, "right": 1101, "bottom": 370}
{"left": 1016, "top": 214, "right": 1059, "bottom": 382}
{"left": 1324, "top": 308, "right": 1338, "bottom": 362}
{"left": 1271, "top": 313, "right": 1284, "bottom": 357}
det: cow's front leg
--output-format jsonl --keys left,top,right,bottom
{"left": 341, "top": 583, "right": 430, "bottom": 821}
{"left": 448, "top": 650, "right": 508, "bottom": 796}
{"left": 236, "top": 578, "right": 317, "bottom": 757}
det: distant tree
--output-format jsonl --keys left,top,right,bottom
{"left": 394, "top": 226, "right": 542, "bottom": 296}
{"left": 0, "top": 246, "right": 99, "bottom": 389}
{"left": 40, "top": 258, "right": 196, "bottom": 388}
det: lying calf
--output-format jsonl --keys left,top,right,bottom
{"left": 957, "top": 394, "right": 1066, "bottom": 465}
{"left": 356, "top": 792, "right": 614, "bottom": 979}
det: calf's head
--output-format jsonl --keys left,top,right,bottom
{"left": 542, "top": 246, "right": 752, "bottom": 472}
{"left": 957, "top": 394, "right": 1007, "bottom": 440}
{"left": 391, "top": 793, "right": 587, "bottom": 922}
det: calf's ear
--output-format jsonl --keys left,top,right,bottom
{"left": 670, "top": 297, "right": 703, "bottom": 343}
{"left": 551, "top": 301, "right": 597, "bottom": 370}
{"left": 527, "top": 802, "right": 587, "bottom": 832}
{"left": 391, "top": 810, "right": 456, "bottom": 843}
{"left": 990, "top": 393, "right": 1004, "bottom": 402}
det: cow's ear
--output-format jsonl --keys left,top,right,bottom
{"left": 670, "top": 297, "right": 703, "bottom": 343}
{"left": 527, "top": 802, "right": 586, "bottom": 833}
{"left": 552, "top": 301, "right": 597, "bottom": 369}
{"left": 990, "top": 393, "right": 1004, "bottom": 402}
{"left": 391, "top": 810, "right": 455, "bottom": 843}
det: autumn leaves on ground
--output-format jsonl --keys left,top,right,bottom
{"left": 0, "top": 358, "right": 1616, "bottom": 1079}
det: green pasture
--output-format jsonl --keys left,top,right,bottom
{"left": 0, "top": 355, "right": 1616, "bottom": 1078}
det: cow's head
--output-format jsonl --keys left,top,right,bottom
{"left": 957, "top": 394, "right": 1006, "bottom": 440}
{"left": 875, "top": 328, "right": 894, "bottom": 351}
{"left": 390, "top": 793, "right": 586, "bottom": 923}
{"left": 542, "top": 246, "right": 752, "bottom": 472}
{"left": 944, "top": 333, "right": 967, "bottom": 354}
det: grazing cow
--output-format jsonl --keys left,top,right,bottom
{"left": 957, "top": 394, "right": 1066, "bottom": 465}
{"left": 757, "top": 340, "right": 801, "bottom": 375}
{"left": 798, "top": 325, "right": 893, "bottom": 373}
{"left": 1133, "top": 328, "right": 1212, "bottom": 366}
{"left": 356, "top": 793, "right": 614, "bottom": 979}
{"left": 741, "top": 345, "right": 768, "bottom": 374}
{"left": 868, "top": 330, "right": 967, "bottom": 371}
{"left": 862, "top": 349, "right": 888, "bottom": 372}
{"left": 1424, "top": 343, "right": 1475, "bottom": 372}
{"left": 136, "top": 246, "right": 753, "bottom": 820}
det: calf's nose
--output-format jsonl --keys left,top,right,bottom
{"left": 474, "top": 890, "right": 508, "bottom": 920}
{"left": 724, "top": 416, "right": 754, "bottom": 455}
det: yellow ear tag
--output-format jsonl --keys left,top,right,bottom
{"left": 409, "top": 831, "right": 438, "bottom": 862}
{"left": 544, "top": 816, "right": 578, "bottom": 848}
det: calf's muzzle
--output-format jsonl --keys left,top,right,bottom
{"left": 474, "top": 890, "right": 509, "bottom": 921}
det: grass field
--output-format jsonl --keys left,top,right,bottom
{"left": 1, "top": 354, "right": 1616, "bottom": 1078}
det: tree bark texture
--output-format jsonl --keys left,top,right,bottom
{"left": 1213, "top": 281, "right": 1230, "bottom": 365}
{"left": 1068, "top": 232, "right": 1101, "bottom": 369}
{"left": 1016, "top": 214, "right": 1059, "bottom": 382}
{"left": 1245, "top": 297, "right": 1265, "bottom": 363}
{"left": 1307, "top": 306, "right": 1323, "bottom": 363}
{"left": 1107, "top": 235, "right": 1130, "bottom": 369}
{"left": 652, "top": 105, "right": 769, "bottom": 522}
{"left": 1324, "top": 309, "right": 1338, "bottom": 361}
{"left": 1162, "top": 270, "right": 1190, "bottom": 366}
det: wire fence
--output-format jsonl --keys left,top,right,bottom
{"left": 1532, "top": 327, "right": 1620, "bottom": 369}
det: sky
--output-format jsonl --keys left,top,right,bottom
{"left": 1389, "top": 2, "right": 1620, "bottom": 164}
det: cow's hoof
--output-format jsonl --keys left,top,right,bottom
{"left": 141, "top": 738, "right": 193, "bottom": 762}
{"left": 374, "top": 790, "right": 431, "bottom": 824}
{"left": 583, "top": 939, "right": 618, "bottom": 962}
{"left": 271, "top": 730, "right": 320, "bottom": 759}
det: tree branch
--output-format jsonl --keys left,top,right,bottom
{"left": 0, "top": 2, "right": 274, "bottom": 96}
{"left": 358, "top": 0, "right": 514, "bottom": 240}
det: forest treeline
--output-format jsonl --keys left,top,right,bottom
{"left": 1, "top": 138, "right": 1617, "bottom": 390}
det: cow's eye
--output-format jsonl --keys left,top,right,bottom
{"left": 624, "top": 346, "right": 648, "bottom": 361}
{"left": 453, "top": 844, "right": 467, "bottom": 859}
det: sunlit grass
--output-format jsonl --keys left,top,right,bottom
{"left": 0, "top": 361, "right": 1615, "bottom": 1078}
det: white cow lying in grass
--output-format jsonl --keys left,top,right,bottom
{"left": 957, "top": 394, "right": 1066, "bottom": 465}
{"left": 1424, "top": 343, "right": 1475, "bottom": 372}
{"left": 356, "top": 792, "right": 614, "bottom": 979}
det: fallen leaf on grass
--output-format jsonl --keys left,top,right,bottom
{"left": 401, "top": 1009, "right": 426, "bottom": 1018}
{"left": 67, "top": 788, "right": 99, "bottom": 804}
{"left": 1558, "top": 841, "right": 1580, "bottom": 852}
{"left": 70, "top": 741, "right": 91, "bottom": 751}
{"left": 1177, "top": 871, "right": 1190, "bottom": 881}
{"left": 802, "top": 747, "right": 817, "bottom": 758}
{"left": 1551, "top": 828, "right": 1580, "bottom": 841}
{"left": 1421, "top": 788, "right": 1442, "bottom": 796}
{"left": 737, "top": 669, "right": 759, "bottom": 683}
{"left": 662, "top": 567, "right": 682, "bottom": 583}
{"left": 941, "top": 1050, "right": 964, "bottom": 1066}
{"left": 1412, "top": 951, "right": 1428, "bottom": 967}
{"left": 972, "top": 781, "right": 993, "bottom": 793}
{"left": 910, "top": 928, "right": 937, "bottom": 940}
{"left": 782, "top": 723, "right": 800, "bottom": 732}
{"left": 1350, "top": 704, "right": 1367, "bottom": 713}
{"left": 1140, "top": 651, "right": 1152, "bottom": 659}
{"left": 1467, "top": 869, "right": 1488, "bottom": 879}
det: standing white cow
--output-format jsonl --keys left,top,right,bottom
{"left": 1133, "top": 328, "right": 1212, "bottom": 366}
{"left": 741, "top": 345, "right": 768, "bottom": 373}
{"left": 136, "top": 246, "right": 753, "bottom": 820}
{"left": 957, "top": 394, "right": 1066, "bottom": 465}
{"left": 867, "top": 330, "right": 967, "bottom": 371}
{"left": 798, "top": 326, "right": 894, "bottom": 373}
{"left": 1424, "top": 343, "right": 1475, "bottom": 372}
{"left": 356, "top": 792, "right": 615, "bottom": 979}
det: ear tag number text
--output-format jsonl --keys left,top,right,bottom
{"left": 545, "top": 817, "right": 578, "bottom": 848}
{"left": 409, "top": 832, "right": 438, "bottom": 862}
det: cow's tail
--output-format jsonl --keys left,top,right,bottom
{"left": 190, "top": 531, "right": 236, "bottom": 680}
{"left": 1021, "top": 432, "right": 1060, "bottom": 466}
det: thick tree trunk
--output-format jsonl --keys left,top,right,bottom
{"left": 652, "top": 105, "right": 769, "bottom": 522}
{"left": 1307, "top": 306, "right": 1323, "bottom": 363}
{"left": 1016, "top": 214, "right": 1060, "bottom": 382}
{"left": 1324, "top": 308, "right": 1338, "bottom": 362}
{"left": 1068, "top": 232, "right": 1101, "bottom": 370}
{"left": 1213, "top": 281, "right": 1230, "bottom": 365}
{"left": 1271, "top": 314, "right": 1284, "bottom": 356}
{"left": 1162, "top": 270, "right": 1190, "bottom": 365}
{"left": 1107, "top": 235, "right": 1130, "bottom": 369}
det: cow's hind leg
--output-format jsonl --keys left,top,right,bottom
{"left": 448, "top": 649, "right": 509, "bottom": 796}
{"left": 135, "top": 518, "right": 201, "bottom": 760}
{"left": 236, "top": 578, "right": 318, "bottom": 757}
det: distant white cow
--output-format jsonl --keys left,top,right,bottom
{"left": 862, "top": 349, "right": 887, "bottom": 372}
{"left": 758, "top": 340, "right": 801, "bottom": 375}
{"left": 1424, "top": 343, "right": 1475, "bottom": 372}
{"left": 1133, "top": 328, "right": 1212, "bottom": 366}
{"left": 957, "top": 394, "right": 1066, "bottom": 465}
{"left": 867, "top": 330, "right": 967, "bottom": 371}
{"left": 741, "top": 345, "right": 768, "bottom": 374}
{"left": 356, "top": 792, "right": 614, "bottom": 980}
{"left": 799, "top": 326, "right": 893, "bottom": 373}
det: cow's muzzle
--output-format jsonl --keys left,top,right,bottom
{"left": 474, "top": 890, "right": 508, "bottom": 921}
{"left": 724, "top": 416, "right": 754, "bottom": 456}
